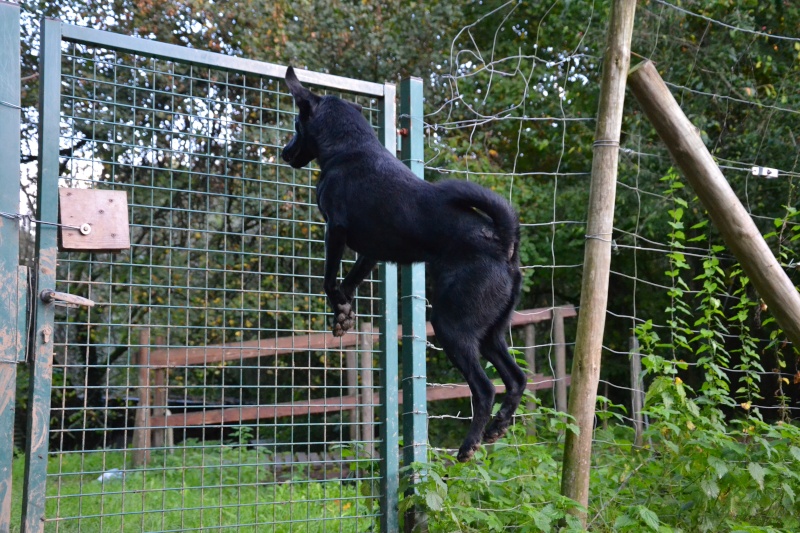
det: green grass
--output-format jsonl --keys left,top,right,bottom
{"left": 11, "top": 444, "right": 379, "bottom": 532}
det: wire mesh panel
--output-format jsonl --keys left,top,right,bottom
{"left": 36, "top": 22, "right": 394, "bottom": 532}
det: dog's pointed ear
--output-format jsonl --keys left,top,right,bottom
{"left": 285, "top": 66, "right": 319, "bottom": 116}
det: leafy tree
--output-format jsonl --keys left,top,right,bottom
{"left": 16, "top": 0, "right": 800, "bottom": 454}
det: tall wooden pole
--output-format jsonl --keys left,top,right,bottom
{"left": 560, "top": 1, "right": 636, "bottom": 525}
{"left": 628, "top": 60, "right": 800, "bottom": 348}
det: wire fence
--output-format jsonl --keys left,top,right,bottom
{"left": 420, "top": 0, "right": 800, "bottom": 488}
{"left": 7, "top": 1, "right": 800, "bottom": 531}
{"left": 24, "top": 21, "right": 399, "bottom": 532}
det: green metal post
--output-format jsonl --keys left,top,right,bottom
{"left": 399, "top": 77, "right": 428, "bottom": 532}
{"left": 379, "top": 82, "right": 400, "bottom": 533}
{"left": 0, "top": 3, "right": 22, "bottom": 530}
{"left": 21, "top": 17, "right": 61, "bottom": 533}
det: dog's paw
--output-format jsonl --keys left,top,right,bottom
{"left": 482, "top": 418, "right": 511, "bottom": 445}
{"left": 331, "top": 302, "right": 355, "bottom": 337}
{"left": 457, "top": 441, "right": 480, "bottom": 463}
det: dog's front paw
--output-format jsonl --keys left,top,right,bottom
{"left": 331, "top": 302, "right": 355, "bottom": 337}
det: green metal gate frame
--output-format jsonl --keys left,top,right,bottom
{"left": 0, "top": 4, "right": 25, "bottom": 532}
{"left": 1, "top": 6, "right": 429, "bottom": 532}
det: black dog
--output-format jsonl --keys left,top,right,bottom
{"left": 281, "top": 67, "right": 526, "bottom": 462}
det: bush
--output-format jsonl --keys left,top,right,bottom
{"left": 402, "top": 385, "right": 800, "bottom": 532}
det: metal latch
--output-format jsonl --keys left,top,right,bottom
{"left": 40, "top": 289, "right": 95, "bottom": 308}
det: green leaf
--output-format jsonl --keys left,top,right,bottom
{"left": 782, "top": 482, "right": 796, "bottom": 504}
{"left": 638, "top": 505, "right": 660, "bottom": 531}
{"left": 747, "top": 462, "right": 766, "bottom": 490}
{"left": 700, "top": 478, "right": 719, "bottom": 499}
{"left": 790, "top": 446, "right": 800, "bottom": 463}
{"left": 708, "top": 456, "right": 728, "bottom": 479}
{"left": 533, "top": 504, "right": 559, "bottom": 531}
{"left": 425, "top": 491, "right": 444, "bottom": 512}
{"left": 614, "top": 514, "right": 637, "bottom": 529}
{"left": 430, "top": 470, "right": 448, "bottom": 494}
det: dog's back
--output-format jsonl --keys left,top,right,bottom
{"left": 313, "top": 113, "right": 519, "bottom": 268}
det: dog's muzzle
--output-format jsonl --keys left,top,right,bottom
{"left": 281, "top": 138, "right": 300, "bottom": 168}
{"left": 282, "top": 135, "right": 314, "bottom": 169}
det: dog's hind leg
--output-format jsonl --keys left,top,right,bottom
{"left": 431, "top": 311, "right": 494, "bottom": 462}
{"left": 480, "top": 324, "right": 527, "bottom": 444}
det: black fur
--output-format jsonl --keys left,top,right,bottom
{"left": 281, "top": 66, "right": 526, "bottom": 462}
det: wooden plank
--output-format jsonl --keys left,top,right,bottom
{"left": 147, "top": 306, "right": 576, "bottom": 368}
{"left": 148, "top": 330, "right": 363, "bottom": 367}
{"left": 628, "top": 60, "right": 800, "bottom": 348}
{"left": 58, "top": 189, "right": 130, "bottom": 252}
{"left": 149, "top": 374, "right": 568, "bottom": 427}
{"left": 423, "top": 375, "right": 570, "bottom": 403}
{"left": 150, "top": 393, "right": 361, "bottom": 427}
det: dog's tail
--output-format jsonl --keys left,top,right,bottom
{"left": 436, "top": 179, "right": 520, "bottom": 262}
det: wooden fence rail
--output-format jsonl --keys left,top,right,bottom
{"left": 145, "top": 306, "right": 575, "bottom": 368}
{"left": 133, "top": 305, "right": 576, "bottom": 465}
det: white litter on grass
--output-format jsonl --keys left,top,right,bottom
{"left": 96, "top": 468, "right": 123, "bottom": 482}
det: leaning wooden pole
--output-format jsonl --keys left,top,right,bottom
{"left": 560, "top": 1, "right": 636, "bottom": 525}
{"left": 628, "top": 61, "right": 800, "bottom": 348}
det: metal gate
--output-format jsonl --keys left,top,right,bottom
{"left": 2, "top": 5, "right": 428, "bottom": 532}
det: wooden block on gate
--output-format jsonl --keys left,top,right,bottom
{"left": 58, "top": 189, "right": 130, "bottom": 252}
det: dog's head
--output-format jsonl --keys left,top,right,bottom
{"left": 281, "top": 67, "right": 320, "bottom": 169}
{"left": 281, "top": 66, "right": 364, "bottom": 169}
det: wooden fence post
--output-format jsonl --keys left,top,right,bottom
{"left": 346, "top": 346, "right": 360, "bottom": 444}
{"left": 560, "top": 1, "right": 636, "bottom": 526}
{"left": 553, "top": 307, "right": 568, "bottom": 414}
{"left": 524, "top": 324, "right": 537, "bottom": 435}
{"left": 629, "top": 336, "right": 644, "bottom": 447}
{"left": 132, "top": 329, "right": 151, "bottom": 467}
{"left": 359, "top": 322, "right": 375, "bottom": 458}
{"left": 628, "top": 60, "right": 800, "bottom": 348}
{"left": 151, "top": 335, "right": 172, "bottom": 450}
